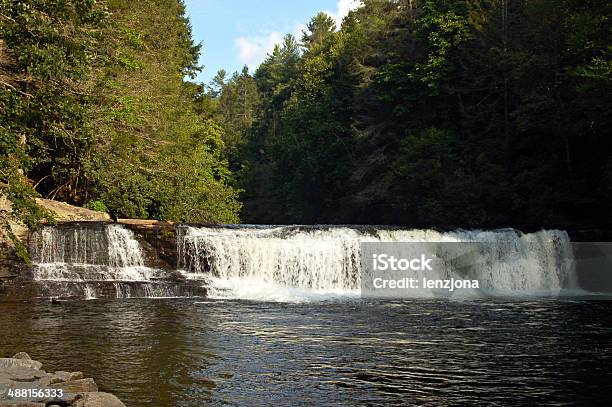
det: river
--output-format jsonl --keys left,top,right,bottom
{"left": 2, "top": 223, "right": 611, "bottom": 405}
{"left": 1, "top": 298, "right": 611, "bottom": 406}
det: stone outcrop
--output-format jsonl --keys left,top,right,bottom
{"left": 0, "top": 353, "right": 125, "bottom": 407}
{"left": 73, "top": 392, "right": 125, "bottom": 407}
{"left": 35, "top": 199, "right": 111, "bottom": 222}
{"left": 118, "top": 219, "right": 178, "bottom": 269}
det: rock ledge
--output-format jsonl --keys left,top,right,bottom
{"left": 0, "top": 352, "right": 125, "bottom": 407}
{"left": 35, "top": 199, "right": 111, "bottom": 222}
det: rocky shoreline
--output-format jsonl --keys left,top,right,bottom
{"left": 0, "top": 352, "right": 124, "bottom": 406}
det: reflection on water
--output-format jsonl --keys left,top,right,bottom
{"left": 1, "top": 299, "right": 611, "bottom": 406}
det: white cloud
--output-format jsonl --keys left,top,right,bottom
{"left": 235, "top": 31, "right": 284, "bottom": 70}
{"left": 325, "top": 0, "right": 362, "bottom": 29}
{"left": 233, "top": 1, "right": 361, "bottom": 72}
{"left": 234, "top": 21, "right": 305, "bottom": 71}
{"left": 292, "top": 21, "right": 307, "bottom": 41}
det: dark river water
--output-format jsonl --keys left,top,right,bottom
{"left": 1, "top": 299, "right": 611, "bottom": 406}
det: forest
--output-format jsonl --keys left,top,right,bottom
{"left": 1, "top": 0, "right": 611, "bottom": 231}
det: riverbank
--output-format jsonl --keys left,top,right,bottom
{"left": 0, "top": 352, "right": 124, "bottom": 406}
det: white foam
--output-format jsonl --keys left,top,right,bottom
{"left": 177, "top": 226, "right": 577, "bottom": 301}
{"left": 30, "top": 224, "right": 159, "bottom": 282}
{"left": 205, "top": 276, "right": 360, "bottom": 303}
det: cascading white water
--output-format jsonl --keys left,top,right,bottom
{"left": 177, "top": 226, "right": 576, "bottom": 301}
{"left": 27, "top": 224, "right": 188, "bottom": 299}
{"left": 30, "top": 224, "right": 157, "bottom": 282}
{"left": 27, "top": 223, "right": 578, "bottom": 301}
{"left": 83, "top": 284, "right": 97, "bottom": 300}
{"left": 107, "top": 225, "right": 146, "bottom": 269}
{"left": 178, "top": 227, "right": 361, "bottom": 290}
{"left": 28, "top": 223, "right": 207, "bottom": 300}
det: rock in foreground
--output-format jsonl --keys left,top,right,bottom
{"left": 0, "top": 352, "right": 125, "bottom": 407}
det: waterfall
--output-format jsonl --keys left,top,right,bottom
{"left": 30, "top": 224, "right": 156, "bottom": 281}
{"left": 28, "top": 224, "right": 203, "bottom": 299}
{"left": 25, "top": 223, "right": 579, "bottom": 301}
{"left": 107, "top": 224, "right": 146, "bottom": 269}
{"left": 177, "top": 226, "right": 577, "bottom": 300}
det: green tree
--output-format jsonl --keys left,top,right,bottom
{"left": 236, "top": 0, "right": 612, "bottom": 229}
{"left": 301, "top": 12, "right": 336, "bottom": 50}
{"left": 1, "top": 0, "right": 241, "bottom": 225}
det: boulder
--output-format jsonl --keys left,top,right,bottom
{"left": 73, "top": 392, "right": 126, "bottom": 407}
{"left": 0, "top": 366, "right": 47, "bottom": 382}
{"left": 35, "top": 198, "right": 111, "bottom": 222}
{"left": 0, "top": 354, "right": 124, "bottom": 406}
{"left": 9, "top": 353, "right": 31, "bottom": 361}
{"left": 0, "top": 359, "right": 42, "bottom": 371}
{"left": 50, "top": 378, "right": 98, "bottom": 393}
{"left": 51, "top": 371, "right": 84, "bottom": 382}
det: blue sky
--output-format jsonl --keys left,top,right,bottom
{"left": 183, "top": 0, "right": 360, "bottom": 84}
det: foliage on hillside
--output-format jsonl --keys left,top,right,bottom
{"left": 2, "top": 0, "right": 610, "bottom": 229}
{"left": 208, "top": 0, "right": 611, "bottom": 229}
{"left": 0, "top": 0, "right": 240, "bottom": 226}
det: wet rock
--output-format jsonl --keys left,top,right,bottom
{"left": 73, "top": 392, "right": 126, "bottom": 407}
{"left": 9, "top": 354, "right": 30, "bottom": 361}
{"left": 1, "top": 354, "right": 124, "bottom": 406}
{"left": 119, "top": 219, "right": 177, "bottom": 269}
{"left": 0, "top": 366, "right": 47, "bottom": 382}
{"left": 50, "top": 378, "right": 98, "bottom": 393}
{"left": 52, "top": 371, "right": 83, "bottom": 383}
{"left": 0, "top": 360, "right": 42, "bottom": 371}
